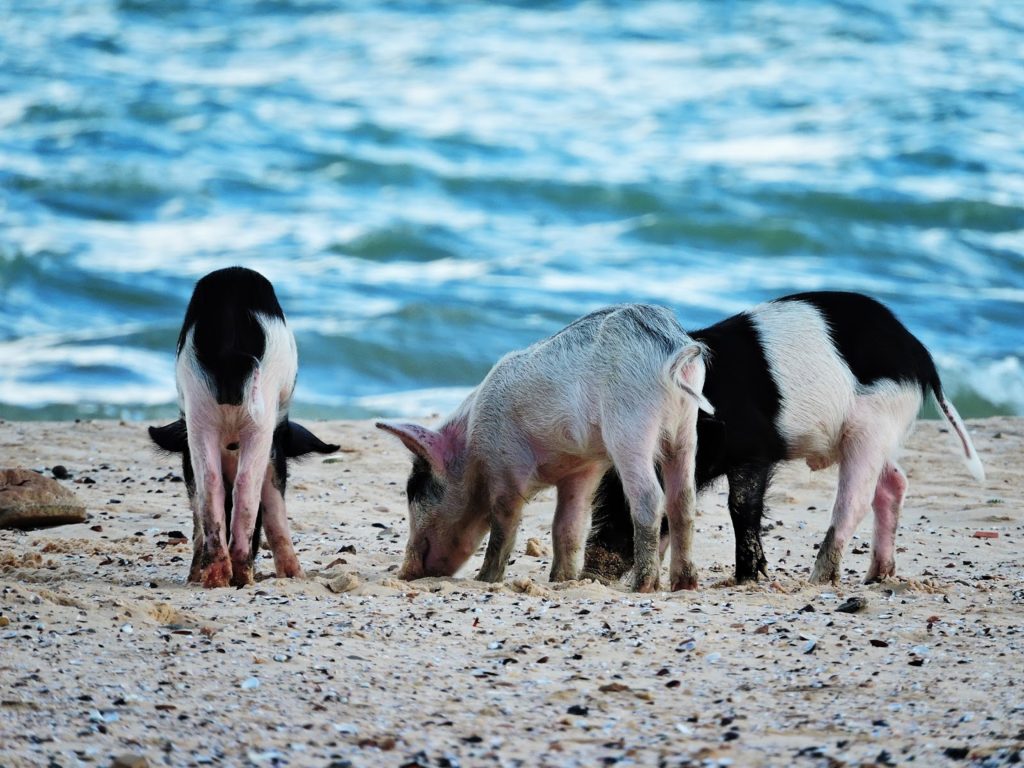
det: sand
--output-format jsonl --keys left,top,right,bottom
{"left": 0, "top": 417, "right": 1021, "bottom": 767}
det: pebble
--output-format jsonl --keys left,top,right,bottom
{"left": 241, "top": 677, "right": 261, "bottom": 690}
{"left": 835, "top": 596, "right": 868, "bottom": 614}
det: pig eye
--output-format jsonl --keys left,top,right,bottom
{"left": 407, "top": 457, "right": 443, "bottom": 504}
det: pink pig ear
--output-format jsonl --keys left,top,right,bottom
{"left": 376, "top": 421, "right": 452, "bottom": 474}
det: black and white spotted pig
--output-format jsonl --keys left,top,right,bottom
{"left": 149, "top": 267, "right": 338, "bottom": 588}
{"left": 583, "top": 291, "right": 984, "bottom": 586}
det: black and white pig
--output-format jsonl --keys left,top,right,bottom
{"left": 377, "top": 304, "right": 714, "bottom": 592}
{"left": 149, "top": 267, "right": 338, "bottom": 588}
{"left": 582, "top": 291, "right": 984, "bottom": 587}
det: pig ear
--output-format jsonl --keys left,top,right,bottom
{"left": 149, "top": 419, "right": 188, "bottom": 453}
{"left": 671, "top": 343, "right": 715, "bottom": 416}
{"left": 282, "top": 420, "right": 340, "bottom": 458}
{"left": 376, "top": 421, "right": 451, "bottom": 474}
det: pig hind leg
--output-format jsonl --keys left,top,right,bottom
{"left": 865, "top": 461, "right": 907, "bottom": 583}
{"left": 661, "top": 447, "right": 699, "bottom": 590}
{"left": 260, "top": 447, "right": 303, "bottom": 579}
{"left": 727, "top": 464, "right": 772, "bottom": 584}
{"left": 228, "top": 425, "right": 275, "bottom": 587}
{"left": 187, "top": 421, "right": 232, "bottom": 588}
{"left": 810, "top": 431, "right": 888, "bottom": 584}
{"left": 604, "top": 417, "right": 666, "bottom": 593}
{"left": 550, "top": 467, "right": 604, "bottom": 582}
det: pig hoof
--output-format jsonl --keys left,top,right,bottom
{"left": 549, "top": 565, "right": 580, "bottom": 583}
{"left": 865, "top": 559, "right": 895, "bottom": 584}
{"left": 230, "top": 561, "right": 255, "bottom": 588}
{"left": 275, "top": 558, "right": 304, "bottom": 579}
{"left": 631, "top": 573, "right": 660, "bottom": 592}
{"left": 808, "top": 565, "right": 839, "bottom": 585}
{"left": 200, "top": 557, "right": 232, "bottom": 589}
{"left": 670, "top": 562, "right": 699, "bottom": 591}
{"left": 475, "top": 566, "right": 505, "bottom": 583}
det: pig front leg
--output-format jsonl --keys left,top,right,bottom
{"left": 260, "top": 457, "right": 304, "bottom": 579}
{"left": 175, "top": 446, "right": 205, "bottom": 584}
{"left": 476, "top": 493, "right": 526, "bottom": 583}
{"left": 187, "top": 424, "right": 232, "bottom": 588}
{"left": 550, "top": 467, "right": 604, "bottom": 582}
{"left": 727, "top": 464, "right": 771, "bottom": 584}
{"left": 228, "top": 426, "right": 275, "bottom": 587}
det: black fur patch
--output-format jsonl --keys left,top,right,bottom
{"left": 407, "top": 457, "right": 443, "bottom": 506}
{"left": 177, "top": 267, "right": 286, "bottom": 406}
{"left": 777, "top": 291, "right": 939, "bottom": 395}
{"left": 692, "top": 310, "right": 788, "bottom": 467}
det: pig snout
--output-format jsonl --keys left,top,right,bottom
{"left": 398, "top": 531, "right": 475, "bottom": 580}
{"left": 398, "top": 539, "right": 450, "bottom": 579}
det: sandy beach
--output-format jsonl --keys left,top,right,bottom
{"left": 1, "top": 417, "right": 1021, "bottom": 767}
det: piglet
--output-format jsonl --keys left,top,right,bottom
{"left": 149, "top": 267, "right": 338, "bottom": 588}
{"left": 377, "top": 304, "right": 713, "bottom": 592}
{"left": 583, "top": 291, "right": 985, "bottom": 586}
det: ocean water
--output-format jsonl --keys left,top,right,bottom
{"left": 1, "top": 0, "right": 1022, "bottom": 422}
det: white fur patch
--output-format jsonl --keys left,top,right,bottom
{"left": 751, "top": 301, "right": 858, "bottom": 461}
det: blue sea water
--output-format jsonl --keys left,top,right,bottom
{"left": 0, "top": 0, "right": 1022, "bottom": 421}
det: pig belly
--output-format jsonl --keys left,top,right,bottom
{"left": 534, "top": 453, "right": 611, "bottom": 487}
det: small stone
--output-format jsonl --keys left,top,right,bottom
{"left": 567, "top": 704, "right": 589, "bottom": 716}
{"left": 240, "top": 677, "right": 260, "bottom": 690}
{"left": 0, "top": 468, "right": 87, "bottom": 529}
{"left": 524, "top": 538, "right": 550, "bottom": 557}
{"left": 835, "top": 596, "right": 867, "bottom": 614}
{"left": 325, "top": 573, "right": 361, "bottom": 593}
{"left": 111, "top": 754, "right": 149, "bottom": 768}
{"left": 972, "top": 531, "right": 999, "bottom": 539}
{"left": 51, "top": 465, "right": 70, "bottom": 480}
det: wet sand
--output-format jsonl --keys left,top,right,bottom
{"left": 1, "top": 418, "right": 1021, "bottom": 767}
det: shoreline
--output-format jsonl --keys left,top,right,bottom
{"left": 1, "top": 417, "right": 1021, "bottom": 766}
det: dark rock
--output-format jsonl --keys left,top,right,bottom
{"left": 836, "top": 596, "right": 867, "bottom": 614}
{"left": 0, "top": 468, "right": 87, "bottom": 529}
{"left": 51, "top": 465, "right": 70, "bottom": 480}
